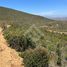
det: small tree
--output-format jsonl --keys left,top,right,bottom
{"left": 23, "top": 46, "right": 49, "bottom": 67}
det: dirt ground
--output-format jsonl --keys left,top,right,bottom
{"left": 0, "top": 28, "right": 24, "bottom": 67}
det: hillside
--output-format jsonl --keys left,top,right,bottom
{"left": 0, "top": 7, "right": 67, "bottom": 32}
{"left": 0, "top": 7, "right": 52, "bottom": 26}
{"left": 0, "top": 7, "right": 67, "bottom": 67}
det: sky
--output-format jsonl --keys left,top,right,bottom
{"left": 0, "top": 0, "right": 67, "bottom": 17}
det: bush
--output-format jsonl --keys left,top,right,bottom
{"left": 4, "top": 34, "right": 36, "bottom": 51}
{"left": 56, "top": 44, "right": 62, "bottom": 66}
{"left": 23, "top": 46, "right": 49, "bottom": 67}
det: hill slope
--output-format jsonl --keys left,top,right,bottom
{"left": 0, "top": 7, "right": 53, "bottom": 26}
{"left": 0, "top": 7, "right": 67, "bottom": 32}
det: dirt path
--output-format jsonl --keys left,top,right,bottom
{"left": 47, "top": 29, "right": 67, "bottom": 35}
{"left": 39, "top": 25, "right": 67, "bottom": 35}
{"left": 0, "top": 28, "right": 24, "bottom": 67}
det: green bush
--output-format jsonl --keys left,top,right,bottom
{"left": 56, "top": 44, "right": 62, "bottom": 66}
{"left": 23, "top": 46, "right": 49, "bottom": 67}
{"left": 4, "top": 33, "right": 36, "bottom": 51}
{"left": 12, "top": 36, "right": 35, "bottom": 51}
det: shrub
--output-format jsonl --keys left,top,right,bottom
{"left": 23, "top": 46, "right": 49, "bottom": 67}
{"left": 56, "top": 44, "right": 62, "bottom": 66}
{"left": 5, "top": 34, "right": 36, "bottom": 52}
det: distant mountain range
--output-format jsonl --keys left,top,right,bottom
{"left": 53, "top": 17, "right": 67, "bottom": 21}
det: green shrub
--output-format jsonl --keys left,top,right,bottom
{"left": 56, "top": 44, "right": 62, "bottom": 66}
{"left": 5, "top": 34, "right": 36, "bottom": 51}
{"left": 23, "top": 46, "right": 49, "bottom": 67}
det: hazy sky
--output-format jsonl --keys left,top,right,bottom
{"left": 0, "top": 0, "right": 67, "bottom": 17}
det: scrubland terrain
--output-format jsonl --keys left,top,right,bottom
{"left": 0, "top": 7, "right": 67, "bottom": 67}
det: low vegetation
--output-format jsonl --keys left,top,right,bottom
{"left": 3, "top": 26, "right": 67, "bottom": 67}
{"left": 0, "top": 7, "right": 67, "bottom": 67}
{"left": 23, "top": 47, "right": 49, "bottom": 67}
